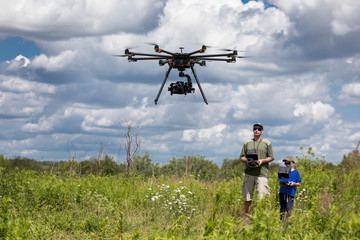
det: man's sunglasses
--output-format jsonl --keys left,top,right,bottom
{"left": 284, "top": 162, "right": 291, "bottom": 165}
{"left": 253, "top": 127, "right": 262, "bottom": 131}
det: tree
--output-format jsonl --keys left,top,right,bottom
{"left": 0, "top": 155, "right": 8, "bottom": 169}
{"left": 7, "top": 156, "right": 43, "bottom": 172}
{"left": 132, "top": 152, "right": 159, "bottom": 177}
{"left": 160, "top": 155, "right": 220, "bottom": 180}
{"left": 220, "top": 158, "right": 245, "bottom": 180}
{"left": 123, "top": 119, "right": 141, "bottom": 177}
{"left": 101, "top": 155, "right": 120, "bottom": 176}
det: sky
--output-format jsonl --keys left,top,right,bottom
{"left": 0, "top": 0, "right": 359, "bottom": 165}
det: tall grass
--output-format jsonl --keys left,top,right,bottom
{"left": 0, "top": 157, "right": 359, "bottom": 239}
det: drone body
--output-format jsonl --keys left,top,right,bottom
{"left": 115, "top": 45, "right": 243, "bottom": 104}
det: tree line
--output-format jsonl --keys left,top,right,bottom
{"left": 0, "top": 148, "right": 340, "bottom": 180}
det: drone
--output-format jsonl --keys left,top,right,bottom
{"left": 115, "top": 45, "right": 245, "bottom": 104}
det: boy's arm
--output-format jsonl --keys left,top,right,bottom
{"left": 290, "top": 182, "right": 301, "bottom": 187}
{"left": 290, "top": 172, "right": 301, "bottom": 186}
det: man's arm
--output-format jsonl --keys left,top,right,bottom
{"left": 259, "top": 157, "right": 273, "bottom": 165}
{"left": 259, "top": 143, "right": 274, "bottom": 165}
{"left": 240, "top": 156, "right": 248, "bottom": 163}
{"left": 239, "top": 143, "right": 248, "bottom": 163}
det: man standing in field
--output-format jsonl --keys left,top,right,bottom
{"left": 240, "top": 123, "right": 274, "bottom": 224}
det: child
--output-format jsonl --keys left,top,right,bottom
{"left": 278, "top": 156, "right": 301, "bottom": 221}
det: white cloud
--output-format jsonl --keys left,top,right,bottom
{"left": 268, "top": 125, "right": 292, "bottom": 137}
{"left": 7, "top": 55, "right": 30, "bottom": 69}
{"left": 151, "top": 0, "right": 289, "bottom": 53}
{"left": 293, "top": 101, "right": 335, "bottom": 123}
{"left": 30, "top": 50, "right": 77, "bottom": 71}
{"left": 338, "top": 82, "right": 360, "bottom": 105}
{"left": 330, "top": 1, "right": 360, "bottom": 35}
{"left": 182, "top": 124, "right": 227, "bottom": 142}
{"left": 0, "top": 0, "right": 166, "bottom": 39}
{"left": 0, "top": 91, "right": 48, "bottom": 117}
{"left": 22, "top": 116, "right": 54, "bottom": 132}
{"left": 0, "top": 75, "right": 55, "bottom": 93}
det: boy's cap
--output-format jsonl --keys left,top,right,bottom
{"left": 282, "top": 156, "right": 295, "bottom": 163}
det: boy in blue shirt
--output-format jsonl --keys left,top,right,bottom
{"left": 278, "top": 156, "right": 301, "bottom": 221}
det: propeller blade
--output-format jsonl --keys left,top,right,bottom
{"left": 112, "top": 54, "right": 128, "bottom": 57}
{"left": 124, "top": 45, "right": 140, "bottom": 50}
{"left": 218, "top": 48, "right": 245, "bottom": 52}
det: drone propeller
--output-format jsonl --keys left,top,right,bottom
{"left": 113, "top": 54, "right": 128, "bottom": 57}
{"left": 125, "top": 45, "right": 141, "bottom": 50}
{"left": 146, "top": 42, "right": 161, "bottom": 49}
{"left": 219, "top": 48, "right": 245, "bottom": 52}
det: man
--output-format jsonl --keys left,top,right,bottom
{"left": 278, "top": 156, "right": 301, "bottom": 221}
{"left": 240, "top": 123, "right": 274, "bottom": 223}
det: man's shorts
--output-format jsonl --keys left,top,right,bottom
{"left": 242, "top": 174, "right": 270, "bottom": 201}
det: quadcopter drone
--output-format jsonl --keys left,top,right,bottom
{"left": 115, "top": 45, "right": 245, "bottom": 104}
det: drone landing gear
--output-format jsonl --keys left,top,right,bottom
{"left": 154, "top": 66, "right": 208, "bottom": 105}
{"left": 191, "top": 66, "right": 208, "bottom": 105}
{"left": 154, "top": 66, "right": 172, "bottom": 105}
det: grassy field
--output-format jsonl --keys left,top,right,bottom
{"left": 0, "top": 153, "right": 359, "bottom": 239}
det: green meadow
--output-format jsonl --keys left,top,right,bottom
{"left": 0, "top": 148, "right": 359, "bottom": 239}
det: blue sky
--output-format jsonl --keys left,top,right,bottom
{"left": 0, "top": 0, "right": 359, "bottom": 165}
{"left": 0, "top": 37, "right": 41, "bottom": 61}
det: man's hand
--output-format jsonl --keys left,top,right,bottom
{"left": 247, "top": 159, "right": 260, "bottom": 167}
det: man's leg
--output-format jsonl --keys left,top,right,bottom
{"left": 242, "top": 174, "right": 255, "bottom": 225}
{"left": 256, "top": 177, "right": 270, "bottom": 200}
{"left": 244, "top": 200, "right": 252, "bottom": 214}
{"left": 243, "top": 200, "right": 252, "bottom": 225}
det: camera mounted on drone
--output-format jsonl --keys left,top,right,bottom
{"left": 114, "top": 45, "right": 248, "bottom": 104}
{"left": 168, "top": 71, "right": 195, "bottom": 95}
